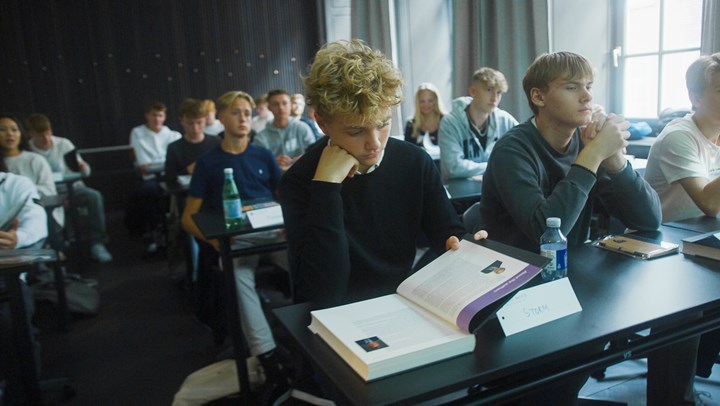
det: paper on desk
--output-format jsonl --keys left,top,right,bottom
{"left": 246, "top": 205, "right": 284, "bottom": 228}
{"left": 177, "top": 174, "right": 191, "bottom": 187}
{"left": 496, "top": 278, "right": 582, "bottom": 336}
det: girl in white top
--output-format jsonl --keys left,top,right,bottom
{"left": 0, "top": 113, "right": 62, "bottom": 227}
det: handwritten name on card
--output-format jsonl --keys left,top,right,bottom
{"left": 496, "top": 278, "right": 582, "bottom": 336}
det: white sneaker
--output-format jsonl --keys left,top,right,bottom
{"left": 91, "top": 243, "right": 113, "bottom": 263}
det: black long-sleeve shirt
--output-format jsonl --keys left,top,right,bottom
{"left": 279, "top": 138, "right": 464, "bottom": 308}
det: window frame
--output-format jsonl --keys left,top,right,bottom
{"left": 611, "top": 0, "right": 702, "bottom": 120}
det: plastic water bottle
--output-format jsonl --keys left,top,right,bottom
{"left": 540, "top": 217, "right": 567, "bottom": 281}
{"left": 222, "top": 168, "right": 243, "bottom": 229}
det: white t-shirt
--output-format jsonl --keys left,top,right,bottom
{"left": 644, "top": 114, "right": 720, "bottom": 222}
{"left": 251, "top": 114, "right": 274, "bottom": 134}
{"left": 29, "top": 135, "right": 91, "bottom": 177}
{"left": 4, "top": 151, "right": 63, "bottom": 226}
{"left": 204, "top": 120, "right": 224, "bottom": 136}
{"left": 4, "top": 151, "right": 57, "bottom": 196}
{"left": 129, "top": 124, "right": 181, "bottom": 165}
{"left": 129, "top": 124, "right": 181, "bottom": 180}
{"left": 0, "top": 172, "right": 47, "bottom": 248}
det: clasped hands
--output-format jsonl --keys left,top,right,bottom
{"left": 580, "top": 111, "right": 631, "bottom": 173}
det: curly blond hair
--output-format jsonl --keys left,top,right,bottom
{"left": 304, "top": 39, "right": 402, "bottom": 124}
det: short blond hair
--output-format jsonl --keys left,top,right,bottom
{"left": 472, "top": 67, "right": 508, "bottom": 93}
{"left": 522, "top": 52, "right": 594, "bottom": 115}
{"left": 216, "top": 91, "right": 256, "bottom": 113}
{"left": 203, "top": 99, "right": 217, "bottom": 113}
{"left": 686, "top": 53, "right": 720, "bottom": 109}
{"left": 304, "top": 39, "right": 402, "bottom": 124}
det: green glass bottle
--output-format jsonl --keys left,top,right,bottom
{"left": 222, "top": 168, "right": 243, "bottom": 229}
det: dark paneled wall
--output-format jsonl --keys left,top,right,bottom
{"left": 0, "top": 0, "right": 322, "bottom": 148}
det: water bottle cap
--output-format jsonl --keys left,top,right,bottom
{"left": 546, "top": 217, "right": 561, "bottom": 227}
{"left": 224, "top": 168, "right": 233, "bottom": 175}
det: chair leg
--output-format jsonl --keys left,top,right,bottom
{"left": 51, "top": 259, "right": 71, "bottom": 332}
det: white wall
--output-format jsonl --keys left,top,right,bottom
{"left": 550, "top": 0, "right": 612, "bottom": 111}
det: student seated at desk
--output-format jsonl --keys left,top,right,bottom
{"left": 252, "top": 89, "right": 316, "bottom": 172}
{"left": 476, "top": 52, "right": 697, "bottom": 405}
{"left": 166, "top": 98, "right": 221, "bottom": 283}
{"left": 202, "top": 99, "right": 225, "bottom": 136}
{"left": 0, "top": 159, "right": 48, "bottom": 405}
{"left": 180, "top": 90, "right": 288, "bottom": 405}
{"left": 127, "top": 101, "right": 181, "bottom": 255}
{"left": 439, "top": 67, "right": 518, "bottom": 180}
{"left": 644, "top": 52, "right": 720, "bottom": 393}
{"left": 404, "top": 82, "right": 446, "bottom": 148}
{"left": 26, "top": 113, "right": 112, "bottom": 263}
{"left": 165, "top": 98, "right": 221, "bottom": 190}
{"left": 0, "top": 113, "right": 63, "bottom": 249}
{"left": 279, "top": 39, "right": 476, "bottom": 310}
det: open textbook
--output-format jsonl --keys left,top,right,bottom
{"left": 308, "top": 238, "right": 548, "bottom": 381}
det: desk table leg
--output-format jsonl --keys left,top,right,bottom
{"left": 220, "top": 237, "right": 252, "bottom": 403}
{"left": 5, "top": 266, "right": 42, "bottom": 405}
{"left": 67, "top": 186, "right": 86, "bottom": 272}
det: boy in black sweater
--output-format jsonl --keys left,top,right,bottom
{"left": 279, "top": 40, "right": 477, "bottom": 309}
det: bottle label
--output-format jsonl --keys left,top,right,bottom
{"left": 223, "top": 199, "right": 242, "bottom": 219}
{"left": 541, "top": 247, "right": 567, "bottom": 271}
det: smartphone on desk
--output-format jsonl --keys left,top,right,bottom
{"left": 592, "top": 233, "right": 679, "bottom": 259}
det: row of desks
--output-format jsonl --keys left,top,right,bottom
{"left": 273, "top": 220, "right": 720, "bottom": 405}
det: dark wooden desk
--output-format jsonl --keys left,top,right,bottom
{"left": 192, "top": 209, "right": 286, "bottom": 403}
{"left": 1, "top": 250, "right": 58, "bottom": 405}
{"left": 664, "top": 216, "right": 720, "bottom": 234}
{"left": 274, "top": 226, "right": 720, "bottom": 405}
{"left": 444, "top": 178, "right": 482, "bottom": 203}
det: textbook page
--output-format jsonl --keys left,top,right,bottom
{"left": 397, "top": 239, "right": 538, "bottom": 332}
{"left": 309, "top": 293, "right": 473, "bottom": 380}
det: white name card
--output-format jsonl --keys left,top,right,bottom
{"left": 246, "top": 205, "right": 284, "bottom": 229}
{"left": 496, "top": 278, "right": 582, "bottom": 336}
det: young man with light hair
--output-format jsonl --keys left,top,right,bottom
{"left": 26, "top": 113, "right": 113, "bottom": 262}
{"left": 644, "top": 53, "right": 720, "bottom": 222}
{"left": 202, "top": 99, "right": 225, "bottom": 136}
{"left": 439, "top": 67, "right": 519, "bottom": 180}
{"left": 476, "top": 51, "right": 662, "bottom": 404}
{"left": 279, "top": 39, "right": 474, "bottom": 309}
{"left": 180, "top": 90, "right": 288, "bottom": 404}
{"left": 644, "top": 53, "right": 720, "bottom": 397}
{"left": 251, "top": 93, "right": 274, "bottom": 134}
{"left": 252, "top": 89, "right": 316, "bottom": 171}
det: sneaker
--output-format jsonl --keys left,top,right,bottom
{"left": 255, "top": 377, "right": 291, "bottom": 406}
{"left": 91, "top": 243, "right": 113, "bottom": 263}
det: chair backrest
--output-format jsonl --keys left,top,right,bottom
{"left": 462, "top": 201, "right": 483, "bottom": 235}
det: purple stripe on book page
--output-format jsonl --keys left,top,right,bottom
{"left": 456, "top": 265, "right": 541, "bottom": 332}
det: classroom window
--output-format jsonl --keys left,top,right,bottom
{"left": 616, "top": 0, "right": 702, "bottom": 118}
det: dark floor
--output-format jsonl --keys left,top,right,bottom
{"left": 35, "top": 213, "right": 234, "bottom": 405}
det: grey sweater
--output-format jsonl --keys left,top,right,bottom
{"left": 478, "top": 120, "right": 661, "bottom": 251}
